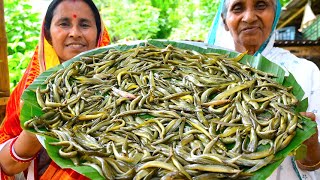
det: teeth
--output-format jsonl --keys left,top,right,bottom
{"left": 68, "top": 44, "right": 84, "bottom": 48}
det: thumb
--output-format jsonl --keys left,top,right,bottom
{"left": 300, "top": 112, "right": 316, "bottom": 121}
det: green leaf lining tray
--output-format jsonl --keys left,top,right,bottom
{"left": 20, "top": 39, "right": 317, "bottom": 180}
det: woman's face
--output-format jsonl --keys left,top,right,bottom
{"left": 223, "top": 0, "right": 275, "bottom": 54}
{"left": 50, "top": 0, "right": 98, "bottom": 63}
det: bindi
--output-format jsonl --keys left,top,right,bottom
{"left": 72, "top": 0, "right": 77, "bottom": 18}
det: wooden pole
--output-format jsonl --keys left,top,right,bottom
{"left": 278, "top": 6, "right": 305, "bottom": 29}
{"left": 0, "top": 0, "right": 10, "bottom": 122}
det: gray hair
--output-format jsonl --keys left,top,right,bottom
{"left": 221, "top": 0, "right": 229, "bottom": 19}
{"left": 221, "top": 0, "right": 276, "bottom": 19}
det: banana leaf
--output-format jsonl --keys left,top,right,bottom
{"left": 20, "top": 39, "right": 317, "bottom": 180}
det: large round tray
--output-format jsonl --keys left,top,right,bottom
{"left": 21, "top": 40, "right": 316, "bottom": 180}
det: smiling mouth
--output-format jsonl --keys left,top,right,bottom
{"left": 242, "top": 26, "right": 259, "bottom": 32}
{"left": 66, "top": 44, "right": 85, "bottom": 48}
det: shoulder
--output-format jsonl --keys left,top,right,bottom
{"left": 264, "top": 47, "right": 319, "bottom": 74}
{"left": 263, "top": 47, "right": 320, "bottom": 96}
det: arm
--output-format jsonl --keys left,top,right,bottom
{"left": 0, "top": 130, "right": 42, "bottom": 176}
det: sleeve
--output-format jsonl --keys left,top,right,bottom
{"left": 0, "top": 49, "right": 41, "bottom": 144}
{"left": 264, "top": 47, "right": 320, "bottom": 141}
{"left": 304, "top": 61, "right": 320, "bottom": 141}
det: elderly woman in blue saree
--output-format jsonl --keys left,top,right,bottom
{"left": 207, "top": 0, "right": 320, "bottom": 179}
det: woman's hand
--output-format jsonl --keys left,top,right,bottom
{"left": 296, "top": 112, "right": 320, "bottom": 171}
{"left": 15, "top": 100, "right": 42, "bottom": 158}
{"left": 300, "top": 112, "right": 316, "bottom": 121}
{"left": 0, "top": 130, "right": 42, "bottom": 175}
{"left": 14, "top": 130, "right": 42, "bottom": 158}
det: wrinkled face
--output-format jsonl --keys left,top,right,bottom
{"left": 223, "top": 0, "right": 275, "bottom": 53}
{"left": 50, "top": 0, "right": 98, "bottom": 63}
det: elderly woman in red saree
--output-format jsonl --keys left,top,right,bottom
{"left": 0, "top": 0, "right": 110, "bottom": 179}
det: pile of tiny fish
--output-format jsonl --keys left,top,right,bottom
{"left": 24, "top": 43, "right": 302, "bottom": 179}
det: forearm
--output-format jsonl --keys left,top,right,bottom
{"left": 0, "top": 130, "right": 42, "bottom": 175}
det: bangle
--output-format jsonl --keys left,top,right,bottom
{"left": 9, "top": 137, "right": 38, "bottom": 163}
{"left": 297, "top": 159, "right": 320, "bottom": 169}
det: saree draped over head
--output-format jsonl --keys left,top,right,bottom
{"left": 206, "top": 0, "right": 320, "bottom": 179}
{"left": 206, "top": 0, "right": 282, "bottom": 55}
{"left": 206, "top": 0, "right": 320, "bottom": 127}
{"left": 0, "top": 18, "right": 110, "bottom": 179}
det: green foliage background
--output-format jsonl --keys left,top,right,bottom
{"left": 5, "top": 0, "right": 291, "bottom": 91}
{"left": 5, "top": 0, "right": 41, "bottom": 91}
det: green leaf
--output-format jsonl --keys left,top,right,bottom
{"left": 20, "top": 40, "right": 317, "bottom": 180}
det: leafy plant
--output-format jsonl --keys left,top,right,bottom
{"left": 5, "top": 0, "right": 41, "bottom": 91}
{"left": 96, "top": 0, "right": 160, "bottom": 42}
{"left": 150, "top": 0, "right": 179, "bottom": 39}
{"left": 169, "top": 0, "right": 219, "bottom": 41}
{"left": 280, "top": 0, "right": 291, "bottom": 6}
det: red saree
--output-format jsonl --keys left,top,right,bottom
{"left": 0, "top": 22, "right": 110, "bottom": 179}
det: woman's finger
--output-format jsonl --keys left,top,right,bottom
{"left": 300, "top": 112, "right": 316, "bottom": 121}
